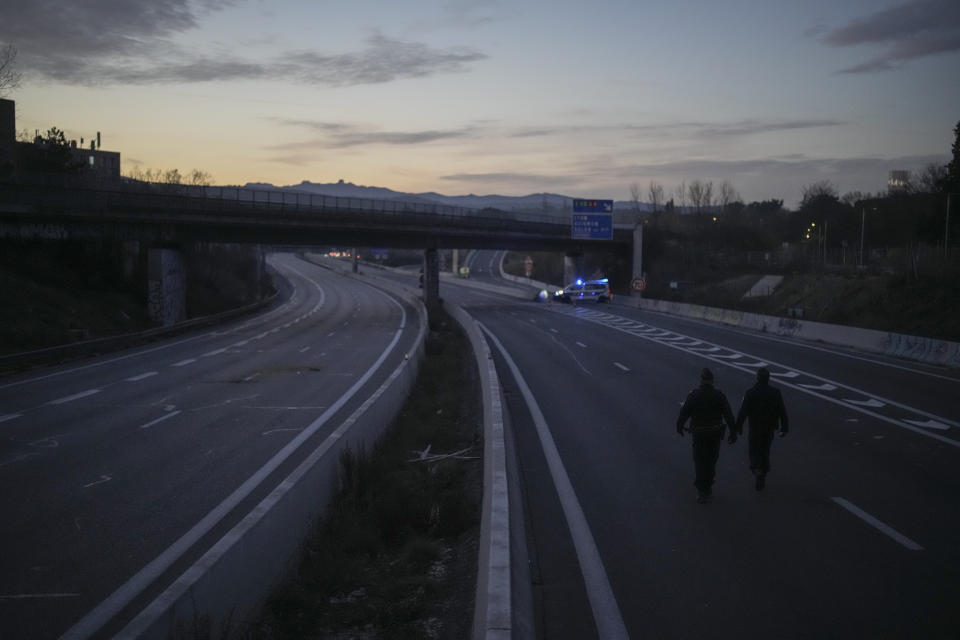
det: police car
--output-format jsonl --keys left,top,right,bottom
{"left": 552, "top": 279, "right": 612, "bottom": 304}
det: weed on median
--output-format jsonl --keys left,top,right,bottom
{"left": 249, "top": 306, "right": 482, "bottom": 639}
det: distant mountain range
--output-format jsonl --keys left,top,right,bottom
{"left": 242, "top": 179, "right": 646, "bottom": 213}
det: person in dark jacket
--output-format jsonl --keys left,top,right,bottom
{"left": 734, "top": 367, "right": 789, "bottom": 491}
{"left": 676, "top": 367, "right": 736, "bottom": 503}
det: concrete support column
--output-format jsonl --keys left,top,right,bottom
{"left": 424, "top": 247, "right": 440, "bottom": 308}
{"left": 148, "top": 247, "right": 186, "bottom": 326}
{"left": 563, "top": 253, "right": 580, "bottom": 285}
{"left": 632, "top": 223, "right": 644, "bottom": 296}
{"left": 451, "top": 249, "right": 459, "bottom": 277}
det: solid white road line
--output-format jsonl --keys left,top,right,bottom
{"left": 482, "top": 325, "right": 630, "bottom": 640}
{"left": 171, "top": 359, "right": 196, "bottom": 367}
{"left": 831, "top": 497, "right": 924, "bottom": 551}
{"left": 48, "top": 389, "right": 100, "bottom": 405}
{"left": 0, "top": 413, "right": 23, "bottom": 423}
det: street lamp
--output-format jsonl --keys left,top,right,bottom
{"left": 859, "top": 206, "right": 875, "bottom": 269}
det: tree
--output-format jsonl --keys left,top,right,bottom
{"left": 17, "top": 126, "right": 82, "bottom": 173}
{"left": 629, "top": 182, "right": 642, "bottom": 214}
{"left": 675, "top": 180, "right": 688, "bottom": 211}
{"left": 647, "top": 180, "right": 664, "bottom": 213}
{"left": 718, "top": 180, "right": 740, "bottom": 212}
{"left": 916, "top": 163, "right": 947, "bottom": 194}
{"left": 187, "top": 169, "right": 213, "bottom": 186}
{"left": 801, "top": 180, "right": 838, "bottom": 208}
{"left": 0, "top": 45, "right": 21, "bottom": 97}
{"left": 938, "top": 120, "right": 960, "bottom": 193}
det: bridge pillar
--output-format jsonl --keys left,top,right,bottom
{"left": 563, "top": 253, "right": 580, "bottom": 286}
{"left": 148, "top": 247, "right": 186, "bottom": 326}
{"left": 423, "top": 247, "right": 440, "bottom": 308}
{"left": 632, "top": 223, "right": 644, "bottom": 296}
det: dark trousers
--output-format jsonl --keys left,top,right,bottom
{"left": 748, "top": 427, "right": 775, "bottom": 474}
{"left": 692, "top": 427, "right": 723, "bottom": 494}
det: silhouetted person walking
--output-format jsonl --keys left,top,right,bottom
{"left": 676, "top": 368, "right": 736, "bottom": 503}
{"left": 734, "top": 367, "right": 789, "bottom": 491}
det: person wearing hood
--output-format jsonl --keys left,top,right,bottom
{"left": 676, "top": 367, "right": 736, "bottom": 503}
{"left": 734, "top": 366, "right": 790, "bottom": 491}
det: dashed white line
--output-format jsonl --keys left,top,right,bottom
{"left": 0, "top": 413, "right": 23, "bottom": 423}
{"left": 845, "top": 398, "right": 885, "bottom": 408}
{"left": 140, "top": 410, "right": 181, "bottom": 430}
{"left": 613, "top": 362, "right": 630, "bottom": 372}
{"left": 299, "top": 346, "right": 311, "bottom": 353}
{"left": 83, "top": 475, "right": 112, "bottom": 489}
{"left": 576, "top": 341, "right": 588, "bottom": 348}
{"left": 202, "top": 348, "right": 227, "bottom": 357}
{"left": 172, "top": 358, "right": 196, "bottom": 367}
{"left": 904, "top": 419, "right": 951, "bottom": 431}
{"left": 126, "top": 372, "right": 158, "bottom": 382}
{"left": 49, "top": 389, "right": 100, "bottom": 405}
{"left": 831, "top": 497, "right": 924, "bottom": 551}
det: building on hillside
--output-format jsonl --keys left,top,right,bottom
{"left": 888, "top": 170, "right": 911, "bottom": 192}
{"left": 0, "top": 98, "right": 121, "bottom": 180}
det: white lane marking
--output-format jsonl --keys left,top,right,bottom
{"left": 711, "top": 353, "right": 743, "bottom": 360}
{"left": 64, "top": 268, "right": 405, "bottom": 640}
{"left": 903, "top": 419, "right": 951, "bottom": 431}
{"left": 83, "top": 475, "right": 112, "bottom": 489}
{"left": 242, "top": 373, "right": 260, "bottom": 382}
{"left": 831, "top": 497, "right": 924, "bottom": 551}
{"left": 299, "top": 346, "right": 311, "bottom": 353}
{"left": 614, "top": 362, "right": 630, "bottom": 372}
{"left": 139, "top": 410, "right": 182, "bottom": 430}
{"left": 49, "top": 389, "right": 100, "bottom": 405}
{"left": 327, "top": 332, "right": 335, "bottom": 337}
{"left": 772, "top": 371, "right": 800, "bottom": 378}
{"left": 554, "top": 307, "right": 960, "bottom": 447}
{"left": 845, "top": 398, "right": 885, "bottom": 408}
{"left": 798, "top": 382, "right": 837, "bottom": 391}
{"left": 0, "top": 413, "right": 23, "bottom": 423}
{"left": 126, "top": 372, "right": 158, "bottom": 382}
{"left": 550, "top": 328, "right": 559, "bottom": 333}
{"left": 576, "top": 341, "right": 588, "bottom": 348}
{"left": 171, "top": 358, "right": 196, "bottom": 367}
{"left": 482, "top": 325, "right": 630, "bottom": 640}
{"left": 202, "top": 348, "right": 227, "bottom": 357}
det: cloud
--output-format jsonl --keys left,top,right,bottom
{"left": 279, "top": 33, "right": 486, "bottom": 86}
{"left": 1, "top": 2, "right": 485, "bottom": 86}
{"left": 820, "top": 0, "right": 960, "bottom": 73}
{"left": 268, "top": 120, "right": 476, "bottom": 151}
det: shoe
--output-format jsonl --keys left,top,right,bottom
{"left": 755, "top": 473, "right": 766, "bottom": 491}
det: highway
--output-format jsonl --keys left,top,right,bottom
{"left": 430, "top": 250, "right": 960, "bottom": 639}
{"left": 0, "top": 253, "right": 421, "bottom": 639}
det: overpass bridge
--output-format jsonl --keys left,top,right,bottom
{"left": 0, "top": 176, "right": 644, "bottom": 321}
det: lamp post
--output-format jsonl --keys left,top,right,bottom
{"left": 859, "top": 207, "right": 874, "bottom": 269}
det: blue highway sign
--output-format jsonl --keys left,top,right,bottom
{"left": 572, "top": 213, "right": 613, "bottom": 240}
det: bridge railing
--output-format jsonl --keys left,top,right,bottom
{"left": 3, "top": 172, "right": 641, "bottom": 227}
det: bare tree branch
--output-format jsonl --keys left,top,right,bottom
{"left": 0, "top": 44, "right": 23, "bottom": 97}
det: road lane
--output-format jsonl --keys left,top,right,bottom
{"left": 419, "top": 260, "right": 960, "bottom": 639}
{"left": 0, "top": 253, "right": 420, "bottom": 639}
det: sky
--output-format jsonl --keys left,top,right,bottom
{"left": 2, "top": 0, "right": 958, "bottom": 207}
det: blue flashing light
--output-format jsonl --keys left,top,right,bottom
{"left": 575, "top": 279, "right": 583, "bottom": 286}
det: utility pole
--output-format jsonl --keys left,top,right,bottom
{"left": 947, "top": 193, "right": 952, "bottom": 258}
